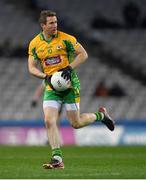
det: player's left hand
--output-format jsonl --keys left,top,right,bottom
{"left": 60, "top": 66, "right": 72, "bottom": 80}
{"left": 31, "top": 100, "right": 38, "bottom": 108}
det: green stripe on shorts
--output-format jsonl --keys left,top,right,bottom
{"left": 43, "top": 86, "right": 80, "bottom": 104}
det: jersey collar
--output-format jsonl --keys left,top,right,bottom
{"left": 40, "top": 32, "right": 59, "bottom": 43}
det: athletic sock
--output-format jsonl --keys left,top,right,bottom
{"left": 94, "top": 112, "right": 104, "bottom": 121}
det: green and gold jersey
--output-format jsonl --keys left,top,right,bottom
{"left": 28, "top": 31, "right": 80, "bottom": 90}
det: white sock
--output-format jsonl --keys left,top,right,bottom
{"left": 53, "top": 155, "right": 62, "bottom": 162}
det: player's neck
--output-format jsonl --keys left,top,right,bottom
{"left": 42, "top": 31, "right": 56, "bottom": 41}
{"left": 42, "top": 32, "right": 51, "bottom": 40}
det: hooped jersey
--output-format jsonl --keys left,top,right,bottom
{"left": 28, "top": 31, "right": 80, "bottom": 90}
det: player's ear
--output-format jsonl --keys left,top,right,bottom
{"left": 40, "top": 23, "right": 45, "bottom": 29}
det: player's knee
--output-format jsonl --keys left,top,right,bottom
{"left": 44, "top": 118, "right": 56, "bottom": 128}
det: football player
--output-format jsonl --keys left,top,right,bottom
{"left": 28, "top": 10, "right": 115, "bottom": 169}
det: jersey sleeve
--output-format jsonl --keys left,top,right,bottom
{"left": 28, "top": 40, "right": 39, "bottom": 60}
{"left": 69, "top": 36, "right": 80, "bottom": 50}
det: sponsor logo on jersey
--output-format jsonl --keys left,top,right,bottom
{"left": 45, "top": 56, "right": 61, "bottom": 65}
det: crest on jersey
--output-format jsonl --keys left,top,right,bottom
{"left": 56, "top": 45, "right": 62, "bottom": 50}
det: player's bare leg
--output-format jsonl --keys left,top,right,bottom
{"left": 43, "top": 107, "right": 64, "bottom": 169}
{"left": 66, "top": 110, "right": 97, "bottom": 128}
{"left": 67, "top": 107, "right": 115, "bottom": 131}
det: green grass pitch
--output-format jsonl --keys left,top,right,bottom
{"left": 0, "top": 145, "right": 146, "bottom": 179}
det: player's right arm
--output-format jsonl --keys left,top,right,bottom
{"left": 28, "top": 39, "right": 46, "bottom": 79}
{"left": 28, "top": 56, "right": 46, "bottom": 79}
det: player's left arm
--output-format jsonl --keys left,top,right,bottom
{"left": 60, "top": 43, "right": 88, "bottom": 80}
{"left": 70, "top": 44, "right": 88, "bottom": 69}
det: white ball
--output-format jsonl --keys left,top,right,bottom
{"left": 50, "top": 71, "right": 71, "bottom": 91}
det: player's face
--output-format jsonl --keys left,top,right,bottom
{"left": 43, "top": 16, "right": 57, "bottom": 35}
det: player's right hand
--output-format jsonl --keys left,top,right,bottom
{"left": 45, "top": 75, "right": 56, "bottom": 90}
{"left": 45, "top": 75, "right": 51, "bottom": 84}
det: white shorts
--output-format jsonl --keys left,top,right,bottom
{"left": 43, "top": 100, "right": 80, "bottom": 111}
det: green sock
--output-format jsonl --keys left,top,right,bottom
{"left": 52, "top": 148, "right": 62, "bottom": 158}
{"left": 94, "top": 112, "right": 104, "bottom": 121}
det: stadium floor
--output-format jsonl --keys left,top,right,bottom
{"left": 0, "top": 145, "right": 146, "bottom": 179}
